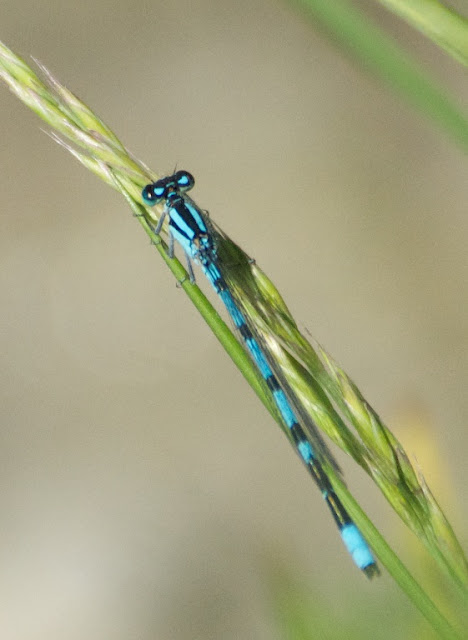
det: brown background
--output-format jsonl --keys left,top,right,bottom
{"left": 1, "top": 1, "right": 467, "bottom": 638}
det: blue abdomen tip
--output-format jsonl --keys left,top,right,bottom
{"left": 341, "top": 523, "right": 376, "bottom": 573}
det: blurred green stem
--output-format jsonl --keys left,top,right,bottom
{"left": 291, "top": 0, "right": 468, "bottom": 151}
{"left": 374, "top": 0, "right": 468, "bottom": 66}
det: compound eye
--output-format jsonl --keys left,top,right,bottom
{"left": 142, "top": 180, "right": 166, "bottom": 205}
{"left": 174, "top": 170, "right": 195, "bottom": 192}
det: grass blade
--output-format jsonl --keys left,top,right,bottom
{"left": 290, "top": 0, "right": 468, "bottom": 151}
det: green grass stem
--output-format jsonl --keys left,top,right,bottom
{"left": 373, "top": 0, "right": 468, "bottom": 67}
{"left": 290, "top": 0, "right": 468, "bottom": 151}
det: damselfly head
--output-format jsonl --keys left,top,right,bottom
{"left": 142, "top": 170, "right": 195, "bottom": 206}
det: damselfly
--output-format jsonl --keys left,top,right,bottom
{"left": 142, "top": 171, "right": 378, "bottom": 578}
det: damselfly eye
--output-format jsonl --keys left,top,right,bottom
{"left": 174, "top": 170, "right": 195, "bottom": 192}
{"left": 142, "top": 180, "right": 166, "bottom": 205}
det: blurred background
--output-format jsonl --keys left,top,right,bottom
{"left": 1, "top": 1, "right": 467, "bottom": 638}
